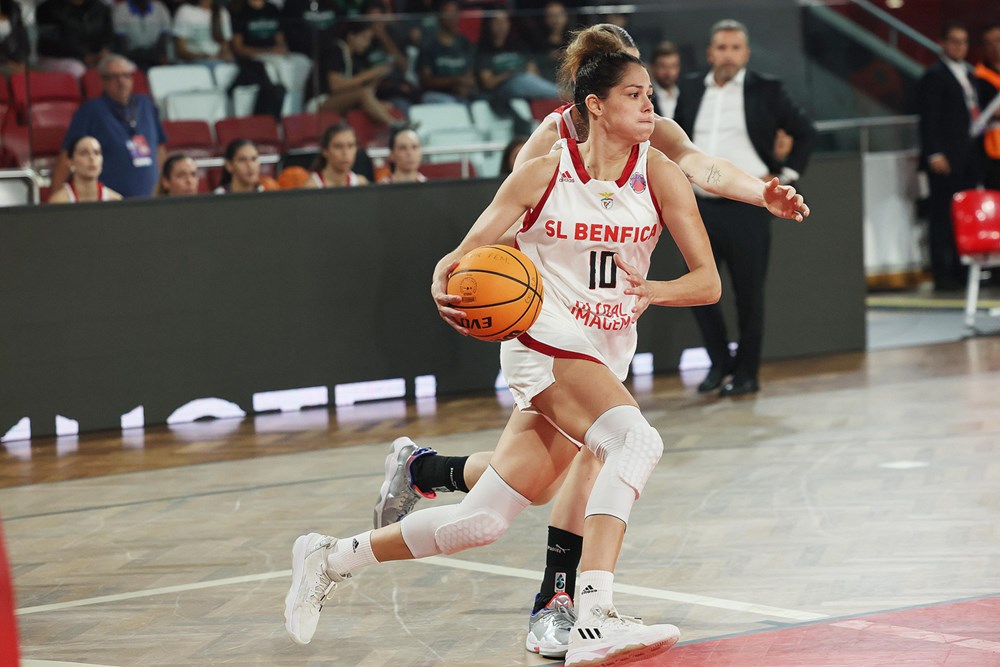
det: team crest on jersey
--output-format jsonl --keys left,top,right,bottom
{"left": 629, "top": 172, "right": 647, "bottom": 194}
{"left": 599, "top": 192, "right": 615, "bottom": 209}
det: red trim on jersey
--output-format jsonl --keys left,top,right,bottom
{"left": 553, "top": 102, "right": 574, "bottom": 139}
{"left": 566, "top": 139, "right": 639, "bottom": 188}
{"left": 520, "top": 163, "right": 560, "bottom": 233}
{"left": 67, "top": 181, "right": 104, "bottom": 202}
{"left": 68, "top": 181, "right": 78, "bottom": 201}
{"left": 518, "top": 333, "right": 605, "bottom": 366}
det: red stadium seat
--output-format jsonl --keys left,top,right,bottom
{"left": 162, "top": 119, "right": 216, "bottom": 157}
{"left": 529, "top": 98, "right": 566, "bottom": 122}
{"left": 0, "top": 76, "right": 11, "bottom": 131}
{"left": 952, "top": 189, "right": 1000, "bottom": 329}
{"left": 1, "top": 125, "right": 64, "bottom": 169}
{"left": 215, "top": 115, "right": 281, "bottom": 155}
{"left": 81, "top": 68, "right": 150, "bottom": 99}
{"left": 28, "top": 100, "right": 80, "bottom": 128}
{"left": 9, "top": 71, "right": 80, "bottom": 120}
{"left": 420, "top": 161, "right": 477, "bottom": 181}
{"left": 345, "top": 106, "right": 403, "bottom": 148}
{"left": 282, "top": 111, "right": 342, "bottom": 152}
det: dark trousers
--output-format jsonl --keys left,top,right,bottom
{"left": 691, "top": 197, "right": 772, "bottom": 382}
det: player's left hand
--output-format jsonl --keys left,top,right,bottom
{"left": 616, "top": 254, "right": 651, "bottom": 320}
{"left": 763, "top": 177, "right": 809, "bottom": 222}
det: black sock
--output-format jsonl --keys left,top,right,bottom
{"left": 409, "top": 454, "right": 470, "bottom": 494}
{"left": 532, "top": 526, "right": 583, "bottom": 614}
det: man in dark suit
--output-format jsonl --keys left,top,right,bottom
{"left": 918, "top": 21, "right": 982, "bottom": 291}
{"left": 674, "top": 19, "right": 815, "bottom": 397}
{"left": 649, "top": 41, "right": 680, "bottom": 119}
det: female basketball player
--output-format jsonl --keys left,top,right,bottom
{"left": 377, "top": 127, "right": 426, "bottom": 184}
{"left": 214, "top": 139, "right": 264, "bottom": 194}
{"left": 285, "top": 32, "right": 720, "bottom": 666}
{"left": 303, "top": 124, "right": 369, "bottom": 188}
{"left": 48, "top": 136, "right": 122, "bottom": 203}
{"left": 153, "top": 153, "right": 200, "bottom": 197}
{"left": 373, "top": 22, "right": 813, "bottom": 660}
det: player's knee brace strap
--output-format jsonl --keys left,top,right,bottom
{"left": 584, "top": 405, "right": 664, "bottom": 524}
{"left": 400, "top": 465, "right": 530, "bottom": 558}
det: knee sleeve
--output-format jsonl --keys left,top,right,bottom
{"left": 583, "top": 405, "right": 664, "bottom": 525}
{"left": 400, "top": 466, "right": 531, "bottom": 558}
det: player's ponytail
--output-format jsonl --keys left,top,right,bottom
{"left": 573, "top": 50, "right": 643, "bottom": 121}
{"left": 559, "top": 24, "right": 637, "bottom": 91}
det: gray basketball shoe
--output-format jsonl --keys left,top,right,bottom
{"left": 283, "top": 532, "right": 350, "bottom": 645}
{"left": 373, "top": 437, "right": 437, "bottom": 529}
{"left": 525, "top": 592, "right": 576, "bottom": 658}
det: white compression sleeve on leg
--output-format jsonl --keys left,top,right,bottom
{"left": 399, "top": 465, "right": 531, "bottom": 558}
{"left": 583, "top": 405, "right": 664, "bottom": 525}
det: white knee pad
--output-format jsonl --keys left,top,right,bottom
{"left": 584, "top": 405, "right": 664, "bottom": 524}
{"left": 400, "top": 466, "right": 530, "bottom": 558}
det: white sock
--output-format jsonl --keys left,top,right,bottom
{"left": 326, "top": 531, "right": 379, "bottom": 576}
{"left": 576, "top": 570, "right": 615, "bottom": 618}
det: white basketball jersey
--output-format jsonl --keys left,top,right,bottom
{"left": 545, "top": 102, "right": 579, "bottom": 140}
{"left": 514, "top": 138, "right": 663, "bottom": 378}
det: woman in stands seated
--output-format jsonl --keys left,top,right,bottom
{"left": 173, "top": 0, "right": 234, "bottom": 64}
{"left": 476, "top": 9, "right": 560, "bottom": 102}
{"left": 378, "top": 127, "right": 425, "bottom": 184}
{"left": 154, "top": 153, "right": 201, "bottom": 196}
{"left": 49, "top": 136, "right": 123, "bottom": 203}
{"left": 214, "top": 139, "right": 264, "bottom": 193}
{"left": 304, "top": 124, "right": 369, "bottom": 187}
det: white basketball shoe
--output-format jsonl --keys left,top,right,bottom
{"left": 565, "top": 605, "right": 680, "bottom": 666}
{"left": 283, "top": 533, "right": 350, "bottom": 645}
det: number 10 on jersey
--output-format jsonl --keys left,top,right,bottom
{"left": 589, "top": 251, "right": 617, "bottom": 289}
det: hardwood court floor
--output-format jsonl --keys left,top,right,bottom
{"left": 3, "top": 337, "right": 1000, "bottom": 666}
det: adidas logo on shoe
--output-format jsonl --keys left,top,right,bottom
{"left": 581, "top": 585, "right": 597, "bottom": 595}
{"left": 576, "top": 627, "right": 604, "bottom": 640}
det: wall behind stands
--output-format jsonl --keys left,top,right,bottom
{"left": 0, "top": 154, "right": 864, "bottom": 439}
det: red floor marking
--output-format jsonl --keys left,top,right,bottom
{"left": 625, "top": 596, "right": 1000, "bottom": 666}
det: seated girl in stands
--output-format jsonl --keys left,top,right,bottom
{"left": 304, "top": 124, "right": 369, "bottom": 188}
{"left": 154, "top": 153, "right": 201, "bottom": 196}
{"left": 378, "top": 127, "right": 426, "bottom": 184}
{"left": 49, "top": 136, "right": 123, "bottom": 204}
{"left": 214, "top": 139, "right": 264, "bottom": 194}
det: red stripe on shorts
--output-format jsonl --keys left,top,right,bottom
{"left": 517, "top": 333, "right": 604, "bottom": 366}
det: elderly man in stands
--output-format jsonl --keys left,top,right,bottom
{"left": 51, "top": 54, "right": 167, "bottom": 198}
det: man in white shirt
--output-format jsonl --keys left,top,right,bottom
{"left": 649, "top": 41, "right": 680, "bottom": 119}
{"left": 918, "top": 21, "right": 983, "bottom": 291}
{"left": 673, "top": 19, "right": 815, "bottom": 397}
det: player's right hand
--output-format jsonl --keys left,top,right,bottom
{"left": 431, "top": 258, "right": 470, "bottom": 335}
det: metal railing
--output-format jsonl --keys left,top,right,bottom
{"left": 814, "top": 114, "right": 918, "bottom": 153}
{"left": 0, "top": 169, "right": 41, "bottom": 207}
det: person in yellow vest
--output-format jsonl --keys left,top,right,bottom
{"left": 976, "top": 22, "right": 1000, "bottom": 190}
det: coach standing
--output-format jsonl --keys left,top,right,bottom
{"left": 50, "top": 54, "right": 166, "bottom": 198}
{"left": 674, "top": 19, "right": 815, "bottom": 397}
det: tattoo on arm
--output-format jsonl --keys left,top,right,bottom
{"left": 706, "top": 164, "right": 722, "bottom": 186}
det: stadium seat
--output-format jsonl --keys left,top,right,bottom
{"left": 420, "top": 160, "right": 477, "bottom": 180}
{"left": 0, "top": 76, "right": 11, "bottom": 131}
{"left": 215, "top": 115, "right": 281, "bottom": 155}
{"left": 408, "top": 103, "right": 473, "bottom": 139}
{"left": 529, "top": 98, "right": 565, "bottom": 122}
{"left": 82, "top": 68, "right": 150, "bottom": 99}
{"left": 148, "top": 64, "right": 215, "bottom": 109}
{"left": 28, "top": 100, "right": 80, "bottom": 128}
{"left": 282, "top": 111, "right": 342, "bottom": 152}
{"left": 165, "top": 90, "right": 229, "bottom": 124}
{"left": 952, "top": 189, "right": 1000, "bottom": 330}
{"left": 162, "top": 119, "right": 216, "bottom": 157}
{"left": 345, "top": 106, "right": 403, "bottom": 147}
{"left": 2, "top": 125, "right": 66, "bottom": 169}
{"left": 9, "top": 71, "right": 80, "bottom": 120}
{"left": 469, "top": 99, "right": 514, "bottom": 144}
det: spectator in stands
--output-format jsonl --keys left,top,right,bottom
{"left": 398, "top": 0, "right": 435, "bottom": 50}
{"left": 36, "top": 0, "right": 115, "bottom": 79}
{"left": 378, "top": 126, "right": 425, "bottom": 183}
{"left": 51, "top": 54, "right": 167, "bottom": 198}
{"left": 231, "top": 0, "right": 313, "bottom": 114}
{"left": 528, "top": 1, "right": 571, "bottom": 85}
{"left": 0, "top": 0, "right": 30, "bottom": 75}
{"left": 280, "top": 0, "right": 337, "bottom": 62}
{"left": 215, "top": 139, "right": 264, "bottom": 193}
{"left": 499, "top": 134, "right": 527, "bottom": 177}
{"left": 173, "top": 0, "right": 234, "bottom": 65}
{"left": 917, "top": 21, "right": 982, "bottom": 291}
{"left": 362, "top": 1, "right": 421, "bottom": 111}
{"left": 975, "top": 23, "right": 1000, "bottom": 190}
{"left": 49, "top": 136, "right": 123, "bottom": 203}
{"left": 317, "top": 20, "right": 400, "bottom": 126}
{"left": 153, "top": 153, "right": 200, "bottom": 196}
{"left": 476, "top": 9, "right": 559, "bottom": 103}
{"left": 649, "top": 41, "right": 680, "bottom": 119}
{"left": 417, "top": 0, "right": 476, "bottom": 104}
{"left": 113, "top": 0, "right": 172, "bottom": 70}
{"left": 304, "top": 123, "right": 369, "bottom": 187}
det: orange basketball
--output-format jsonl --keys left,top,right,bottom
{"left": 447, "top": 245, "right": 544, "bottom": 342}
{"left": 260, "top": 175, "right": 280, "bottom": 191}
{"left": 278, "top": 166, "right": 311, "bottom": 189}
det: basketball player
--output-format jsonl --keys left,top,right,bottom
{"left": 214, "top": 140, "right": 265, "bottom": 194}
{"left": 285, "top": 33, "right": 720, "bottom": 666}
{"left": 303, "top": 124, "right": 369, "bottom": 188}
{"left": 48, "top": 136, "right": 123, "bottom": 204}
{"left": 374, "top": 23, "right": 811, "bottom": 660}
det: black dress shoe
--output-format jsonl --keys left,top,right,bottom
{"left": 719, "top": 377, "right": 760, "bottom": 397}
{"left": 697, "top": 367, "right": 731, "bottom": 393}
